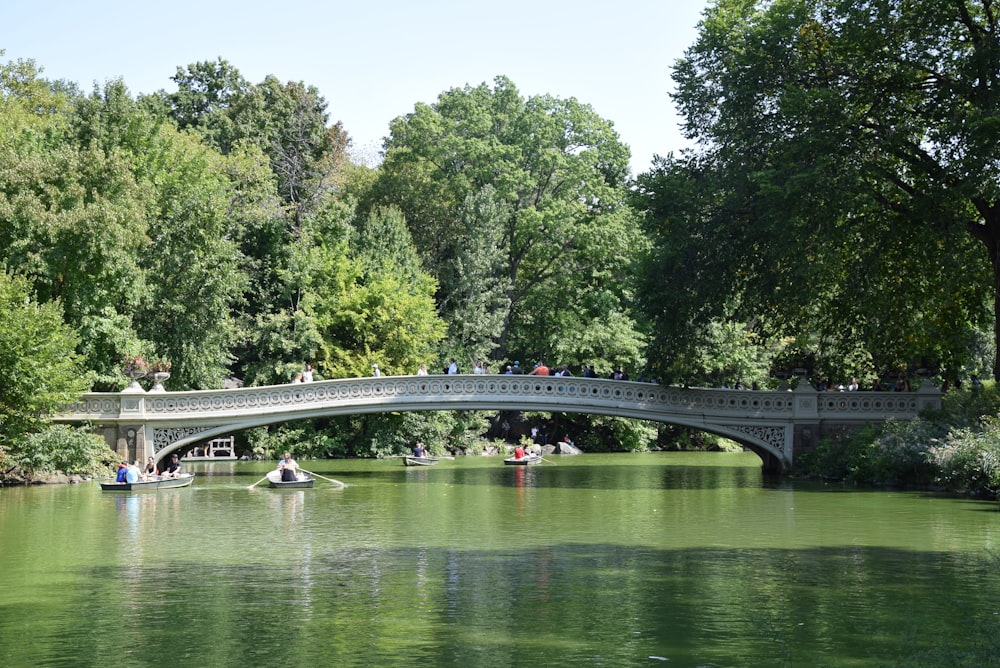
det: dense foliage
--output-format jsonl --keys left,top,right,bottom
{"left": 636, "top": 0, "right": 1000, "bottom": 387}
{"left": 4, "top": 0, "right": 1000, "bottom": 477}
{"left": 796, "top": 385, "right": 1000, "bottom": 497}
{"left": 368, "top": 76, "right": 648, "bottom": 375}
{"left": 0, "top": 269, "right": 108, "bottom": 480}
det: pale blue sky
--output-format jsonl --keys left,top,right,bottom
{"left": 2, "top": 0, "right": 707, "bottom": 174}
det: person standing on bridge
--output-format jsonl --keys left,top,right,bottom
{"left": 301, "top": 363, "right": 314, "bottom": 382}
{"left": 529, "top": 362, "right": 549, "bottom": 376}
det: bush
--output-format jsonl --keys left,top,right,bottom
{"left": 796, "top": 385, "right": 1000, "bottom": 496}
{"left": 929, "top": 419, "right": 1000, "bottom": 496}
{"left": 7, "top": 425, "right": 117, "bottom": 480}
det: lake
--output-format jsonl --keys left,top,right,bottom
{"left": 1, "top": 452, "right": 997, "bottom": 667}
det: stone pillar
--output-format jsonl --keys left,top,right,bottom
{"left": 115, "top": 425, "right": 147, "bottom": 463}
{"left": 917, "top": 382, "right": 942, "bottom": 412}
{"left": 790, "top": 380, "right": 819, "bottom": 467}
{"left": 115, "top": 392, "right": 151, "bottom": 462}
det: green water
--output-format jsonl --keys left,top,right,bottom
{"left": 1, "top": 453, "right": 997, "bottom": 667}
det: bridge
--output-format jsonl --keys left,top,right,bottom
{"left": 54, "top": 375, "right": 942, "bottom": 472}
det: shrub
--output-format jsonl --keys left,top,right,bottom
{"left": 8, "top": 425, "right": 116, "bottom": 479}
{"left": 929, "top": 419, "right": 1000, "bottom": 496}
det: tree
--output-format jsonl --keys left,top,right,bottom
{"left": 0, "top": 270, "right": 92, "bottom": 448}
{"left": 645, "top": 0, "right": 999, "bottom": 380}
{"left": 370, "top": 75, "right": 646, "bottom": 371}
{"left": 308, "top": 205, "right": 447, "bottom": 378}
{"left": 160, "top": 62, "right": 350, "bottom": 227}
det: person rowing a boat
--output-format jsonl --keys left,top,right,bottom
{"left": 412, "top": 443, "right": 426, "bottom": 458}
{"left": 162, "top": 454, "right": 182, "bottom": 479}
{"left": 513, "top": 444, "right": 526, "bottom": 460}
{"left": 278, "top": 452, "right": 299, "bottom": 482}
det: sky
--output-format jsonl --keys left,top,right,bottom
{"left": 2, "top": 0, "right": 708, "bottom": 175}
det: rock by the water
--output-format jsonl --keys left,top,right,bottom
{"left": 554, "top": 441, "right": 583, "bottom": 455}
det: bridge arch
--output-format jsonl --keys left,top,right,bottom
{"left": 56, "top": 375, "right": 940, "bottom": 472}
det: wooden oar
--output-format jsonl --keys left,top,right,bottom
{"left": 299, "top": 468, "right": 345, "bottom": 488}
{"left": 247, "top": 474, "right": 270, "bottom": 489}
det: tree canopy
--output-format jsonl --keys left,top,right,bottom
{"left": 369, "top": 75, "right": 647, "bottom": 373}
{"left": 638, "top": 0, "right": 1000, "bottom": 384}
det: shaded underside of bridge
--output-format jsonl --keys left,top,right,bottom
{"left": 56, "top": 375, "right": 941, "bottom": 473}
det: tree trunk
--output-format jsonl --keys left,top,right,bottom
{"left": 976, "top": 204, "right": 1000, "bottom": 381}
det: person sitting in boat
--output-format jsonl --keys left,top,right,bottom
{"left": 513, "top": 444, "right": 526, "bottom": 460}
{"left": 162, "top": 454, "right": 182, "bottom": 478}
{"left": 278, "top": 452, "right": 299, "bottom": 482}
{"left": 412, "top": 443, "right": 426, "bottom": 458}
{"left": 142, "top": 457, "right": 158, "bottom": 481}
{"left": 115, "top": 462, "right": 128, "bottom": 483}
{"left": 125, "top": 460, "right": 142, "bottom": 484}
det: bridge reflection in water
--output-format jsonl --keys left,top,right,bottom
{"left": 57, "top": 375, "right": 940, "bottom": 473}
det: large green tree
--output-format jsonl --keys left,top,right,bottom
{"left": 370, "top": 76, "right": 646, "bottom": 372}
{"left": 0, "top": 270, "right": 92, "bottom": 447}
{"left": 1, "top": 59, "right": 247, "bottom": 389}
{"left": 642, "top": 0, "right": 999, "bottom": 381}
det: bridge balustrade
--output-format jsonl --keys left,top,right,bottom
{"left": 56, "top": 375, "right": 941, "bottom": 472}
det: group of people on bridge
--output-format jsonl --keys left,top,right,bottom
{"left": 289, "top": 359, "right": 639, "bottom": 383}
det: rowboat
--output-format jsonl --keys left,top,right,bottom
{"left": 403, "top": 456, "right": 439, "bottom": 466}
{"left": 100, "top": 473, "right": 195, "bottom": 491}
{"left": 503, "top": 454, "right": 542, "bottom": 466}
{"left": 266, "top": 469, "right": 314, "bottom": 488}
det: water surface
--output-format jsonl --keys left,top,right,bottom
{"left": 1, "top": 453, "right": 997, "bottom": 667}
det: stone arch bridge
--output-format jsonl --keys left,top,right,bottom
{"left": 55, "top": 375, "right": 941, "bottom": 473}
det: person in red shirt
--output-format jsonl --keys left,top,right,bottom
{"left": 529, "top": 362, "right": 550, "bottom": 376}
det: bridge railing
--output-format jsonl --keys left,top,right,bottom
{"left": 58, "top": 375, "right": 939, "bottom": 425}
